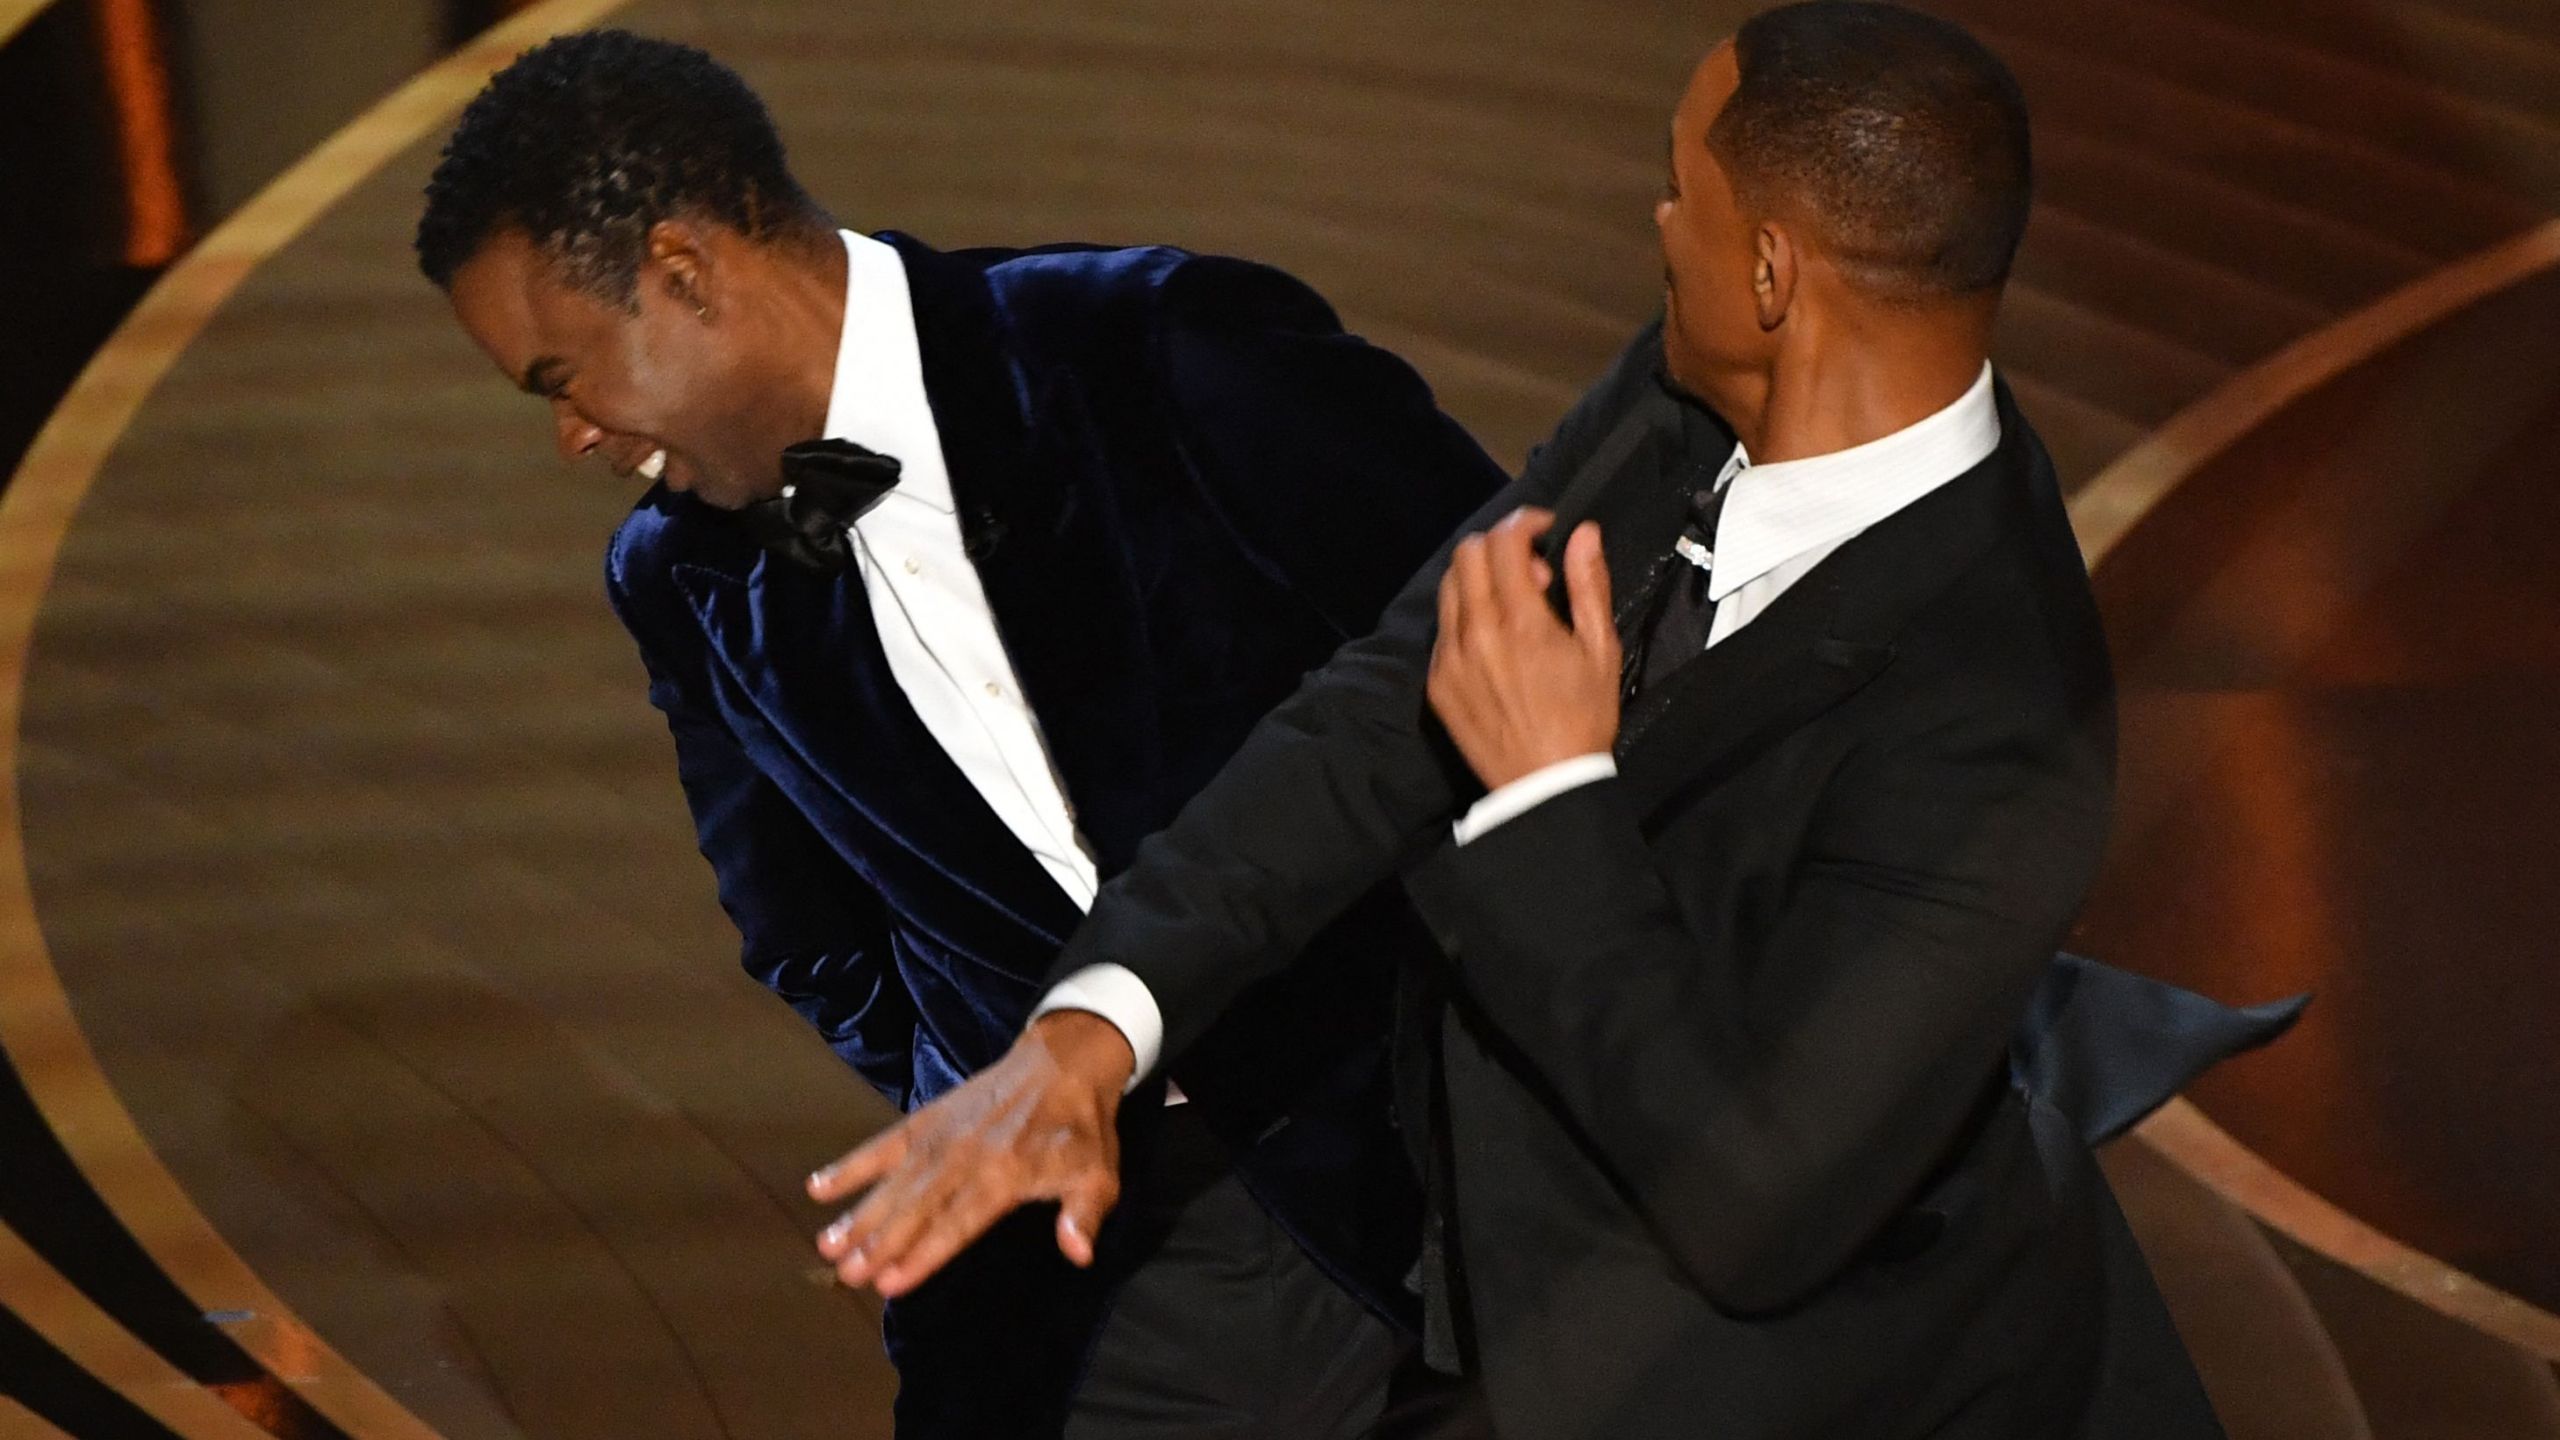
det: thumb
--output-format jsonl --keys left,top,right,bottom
{"left": 1054, "top": 1170, "right": 1122, "bottom": 1268}
{"left": 1564, "top": 522, "right": 1615, "bottom": 657}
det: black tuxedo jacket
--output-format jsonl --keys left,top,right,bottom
{"left": 605, "top": 234, "right": 1509, "bottom": 1436}
{"left": 1054, "top": 322, "right": 2229, "bottom": 1438}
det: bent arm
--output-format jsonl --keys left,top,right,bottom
{"left": 1053, "top": 316, "right": 1671, "bottom": 1066}
{"left": 1428, "top": 677, "right": 2112, "bottom": 1313}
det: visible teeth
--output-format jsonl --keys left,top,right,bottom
{"left": 637, "top": 449, "right": 666, "bottom": 480}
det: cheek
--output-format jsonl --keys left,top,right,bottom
{"left": 613, "top": 358, "right": 725, "bottom": 452}
{"left": 592, "top": 307, "right": 711, "bottom": 433}
{"left": 654, "top": 338, "right": 756, "bottom": 437}
{"left": 1666, "top": 245, "right": 1759, "bottom": 365}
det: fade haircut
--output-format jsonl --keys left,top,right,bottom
{"left": 414, "top": 29, "right": 826, "bottom": 304}
{"left": 1710, "top": 1, "right": 2032, "bottom": 302}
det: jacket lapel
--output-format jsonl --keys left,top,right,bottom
{"left": 672, "top": 547, "right": 1086, "bottom": 963}
{"left": 1612, "top": 569, "right": 1892, "bottom": 824}
{"left": 1610, "top": 386, "right": 2040, "bottom": 826}
{"left": 1553, "top": 383, "right": 1708, "bottom": 635}
{"left": 886, "top": 232, "right": 1171, "bottom": 874}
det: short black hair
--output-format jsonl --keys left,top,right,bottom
{"left": 415, "top": 29, "right": 826, "bottom": 302}
{"left": 1711, "top": 1, "right": 2032, "bottom": 302}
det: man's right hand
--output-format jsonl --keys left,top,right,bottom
{"left": 808, "top": 1009, "right": 1136, "bottom": 1297}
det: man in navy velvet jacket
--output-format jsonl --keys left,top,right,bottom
{"left": 417, "top": 29, "right": 1500, "bottom": 1440}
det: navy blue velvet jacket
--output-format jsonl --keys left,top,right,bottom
{"left": 603, "top": 234, "right": 1507, "bottom": 1431}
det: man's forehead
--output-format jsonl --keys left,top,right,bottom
{"left": 1681, "top": 40, "right": 1740, "bottom": 128}
{"left": 456, "top": 229, "right": 625, "bottom": 324}
{"left": 446, "top": 233, "right": 563, "bottom": 381}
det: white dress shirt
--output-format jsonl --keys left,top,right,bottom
{"left": 827, "top": 230, "right": 1101, "bottom": 912}
{"left": 1044, "top": 361, "right": 2005, "bottom": 1082}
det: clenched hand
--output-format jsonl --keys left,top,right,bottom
{"left": 1428, "top": 506, "right": 1621, "bottom": 789}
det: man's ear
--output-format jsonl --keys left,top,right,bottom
{"left": 1754, "top": 221, "right": 1797, "bottom": 332}
{"left": 647, "top": 218, "right": 717, "bottom": 321}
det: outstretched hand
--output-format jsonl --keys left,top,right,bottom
{"left": 809, "top": 1010, "right": 1137, "bottom": 1296}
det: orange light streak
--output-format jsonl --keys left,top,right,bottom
{"left": 94, "top": 0, "right": 188, "bottom": 266}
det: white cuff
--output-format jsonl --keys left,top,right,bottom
{"left": 1451, "top": 753, "right": 1618, "bottom": 845}
{"left": 1030, "top": 963, "right": 1164, "bottom": 1091}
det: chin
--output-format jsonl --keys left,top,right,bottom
{"left": 702, "top": 469, "right": 789, "bottom": 513}
{"left": 663, "top": 454, "right": 750, "bottom": 511}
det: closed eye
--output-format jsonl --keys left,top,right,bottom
{"left": 520, "top": 355, "right": 572, "bottom": 400}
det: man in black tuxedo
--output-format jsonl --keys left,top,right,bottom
{"left": 418, "top": 29, "right": 1507, "bottom": 1439}
{"left": 814, "top": 5, "right": 2228, "bottom": 1436}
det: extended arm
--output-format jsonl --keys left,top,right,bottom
{"left": 809, "top": 316, "right": 1671, "bottom": 1291}
{"left": 1063, "top": 295, "right": 1669, "bottom": 1065}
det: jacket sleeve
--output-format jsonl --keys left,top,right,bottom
{"left": 1049, "top": 314, "right": 1668, "bottom": 1063}
{"left": 1153, "top": 254, "right": 1511, "bottom": 640}
{"left": 607, "top": 544, "right": 920, "bottom": 1109}
{"left": 1419, "top": 655, "right": 2114, "bottom": 1315}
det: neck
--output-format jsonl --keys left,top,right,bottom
{"left": 1714, "top": 304, "right": 1992, "bottom": 464}
{"left": 760, "top": 229, "right": 852, "bottom": 442}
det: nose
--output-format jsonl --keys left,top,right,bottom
{"left": 550, "top": 398, "right": 605, "bottom": 463}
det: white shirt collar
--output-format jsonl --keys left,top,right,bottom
{"left": 1706, "top": 362, "right": 2000, "bottom": 602}
{"left": 821, "top": 229, "right": 956, "bottom": 515}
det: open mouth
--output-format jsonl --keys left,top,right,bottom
{"left": 636, "top": 448, "right": 667, "bottom": 481}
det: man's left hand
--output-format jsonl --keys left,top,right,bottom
{"left": 1428, "top": 506, "right": 1621, "bottom": 789}
{"left": 807, "top": 1010, "right": 1135, "bottom": 1297}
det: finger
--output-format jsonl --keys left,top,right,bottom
{"left": 852, "top": 1167, "right": 974, "bottom": 1292}
{"left": 808, "top": 1123, "right": 909, "bottom": 1205}
{"left": 827, "top": 1149, "right": 970, "bottom": 1285}
{"left": 1485, "top": 508, "right": 1556, "bottom": 617}
{"left": 1564, "top": 522, "right": 1616, "bottom": 655}
{"left": 871, "top": 1178, "right": 1026, "bottom": 1298}
{"left": 1451, "top": 532, "right": 1502, "bottom": 636}
{"left": 1053, "top": 1168, "right": 1124, "bottom": 1269}
{"left": 832, "top": 1177, "right": 948, "bottom": 1287}
{"left": 1436, "top": 549, "right": 1465, "bottom": 649}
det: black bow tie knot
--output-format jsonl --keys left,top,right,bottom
{"left": 738, "top": 438, "right": 904, "bottom": 574}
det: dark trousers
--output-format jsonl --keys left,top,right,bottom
{"left": 1066, "top": 1107, "right": 1489, "bottom": 1440}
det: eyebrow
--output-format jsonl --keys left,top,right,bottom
{"left": 519, "top": 356, "right": 569, "bottom": 398}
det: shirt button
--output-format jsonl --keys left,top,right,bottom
{"left": 984, "top": 681, "right": 1003, "bottom": 698}
{"left": 903, "top": 556, "right": 921, "bottom": 574}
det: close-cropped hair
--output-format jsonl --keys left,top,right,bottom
{"left": 1711, "top": 0, "right": 2034, "bottom": 302}
{"left": 414, "top": 28, "right": 826, "bottom": 304}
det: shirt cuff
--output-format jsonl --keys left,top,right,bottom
{"left": 1030, "top": 963, "right": 1164, "bottom": 1092}
{"left": 1451, "top": 753, "right": 1618, "bottom": 845}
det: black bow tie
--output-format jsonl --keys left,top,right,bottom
{"left": 737, "top": 438, "right": 904, "bottom": 575}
